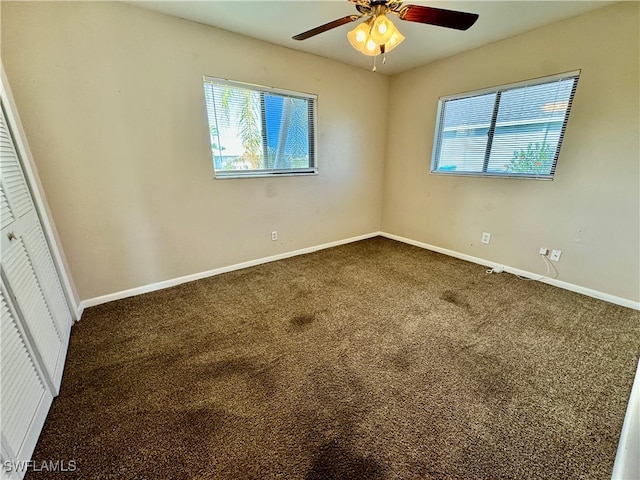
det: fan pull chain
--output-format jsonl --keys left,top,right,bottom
{"left": 372, "top": 55, "right": 377, "bottom": 72}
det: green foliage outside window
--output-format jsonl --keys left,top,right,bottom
{"left": 507, "top": 142, "right": 554, "bottom": 175}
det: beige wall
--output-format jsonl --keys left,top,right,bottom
{"left": 1, "top": 1, "right": 389, "bottom": 300}
{"left": 382, "top": 2, "right": 639, "bottom": 302}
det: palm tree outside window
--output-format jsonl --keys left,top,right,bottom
{"left": 203, "top": 77, "right": 317, "bottom": 178}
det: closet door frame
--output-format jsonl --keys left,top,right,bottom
{"left": 0, "top": 64, "right": 80, "bottom": 321}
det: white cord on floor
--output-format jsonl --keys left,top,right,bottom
{"left": 515, "top": 252, "right": 558, "bottom": 281}
{"left": 485, "top": 253, "right": 559, "bottom": 280}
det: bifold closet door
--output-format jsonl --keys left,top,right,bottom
{"left": 0, "top": 280, "right": 54, "bottom": 474}
{"left": 0, "top": 105, "right": 71, "bottom": 392}
{"left": 0, "top": 79, "right": 73, "bottom": 479}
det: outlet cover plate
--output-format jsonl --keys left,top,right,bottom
{"left": 550, "top": 249, "right": 562, "bottom": 261}
{"left": 481, "top": 232, "right": 491, "bottom": 244}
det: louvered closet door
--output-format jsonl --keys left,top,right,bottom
{"left": 1, "top": 280, "right": 54, "bottom": 472}
{"left": 0, "top": 105, "right": 70, "bottom": 391}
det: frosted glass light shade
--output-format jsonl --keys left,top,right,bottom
{"left": 347, "top": 22, "right": 371, "bottom": 52}
{"left": 370, "top": 15, "right": 394, "bottom": 44}
{"left": 384, "top": 29, "right": 405, "bottom": 53}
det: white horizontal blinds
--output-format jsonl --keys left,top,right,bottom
{"left": 432, "top": 71, "right": 579, "bottom": 178}
{"left": 1, "top": 286, "right": 48, "bottom": 458}
{"left": 436, "top": 93, "right": 496, "bottom": 173}
{"left": 486, "top": 77, "right": 578, "bottom": 176}
{"left": 210, "top": 82, "right": 264, "bottom": 170}
{"left": 307, "top": 98, "right": 316, "bottom": 167}
{"left": 204, "top": 81, "right": 226, "bottom": 170}
{"left": 203, "top": 77, "right": 316, "bottom": 176}
{"left": 262, "top": 93, "right": 313, "bottom": 170}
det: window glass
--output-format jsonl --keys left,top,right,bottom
{"left": 203, "top": 77, "right": 317, "bottom": 178}
{"left": 431, "top": 72, "right": 580, "bottom": 179}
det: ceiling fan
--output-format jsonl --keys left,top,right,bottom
{"left": 293, "top": 0, "right": 478, "bottom": 70}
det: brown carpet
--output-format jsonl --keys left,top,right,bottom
{"left": 27, "top": 237, "right": 639, "bottom": 479}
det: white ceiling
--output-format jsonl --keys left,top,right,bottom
{"left": 128, "top": 0, "right": 613, "bottom": 75}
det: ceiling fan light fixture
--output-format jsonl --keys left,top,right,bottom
{"left": 293, "top": 1, "right": 479, "bottom": 66}
{"left": 347, "top": 14, "right": 404, "bottom": 58}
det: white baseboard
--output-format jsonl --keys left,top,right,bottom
{"left": 78, "top": 232, "right": 380, "bottom": 311}
{"left": 380, "top": 232, "right": 640, "bottom": 311}
{"left": 75, "top": 304, "right": 85, "bottom": 322}
{"left": 78, "top": 230, "right": 639, "bottom": 313}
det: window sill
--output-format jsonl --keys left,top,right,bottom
{"left": 430, "top": 171, "right": 554, "bottom": 180}
{"left": 214, "top": 170, "right": 318, "bottom": 179}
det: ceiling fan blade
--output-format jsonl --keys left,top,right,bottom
{"left": 293, "top": 15, "right": 360, "bottom": 40}
{"left": 398, "top": 5, "right": 478, "bottom": 31}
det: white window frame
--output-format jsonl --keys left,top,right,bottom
{"left": 430, "top": 70, "right": 580, "bottom": 180}
{"left": 203, "top": 76, "right": 318, "bottom": 179}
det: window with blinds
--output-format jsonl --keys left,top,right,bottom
{"left": 431, "top": 71, "right": 580, "bottom": 179}
{"left": 203, "top": 77, "right": 317, "bottom": 178}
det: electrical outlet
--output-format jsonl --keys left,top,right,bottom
{"left": 271, "top": 231, "right": 278, "bottom": 241}
{"left": 539, "top": 247, "right": 549, "bottom": 256}
{"left": 481, "top": 232, "right": 491, "bottom": 244}
{"left": 550, "top": 249, "right": 562, "bottom": 262}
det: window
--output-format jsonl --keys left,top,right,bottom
{"left": 430, "top": 71, "right": 580, "bottom": 179}
{"left": 203, "top": 76, "right": 317, "bottom": 178}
